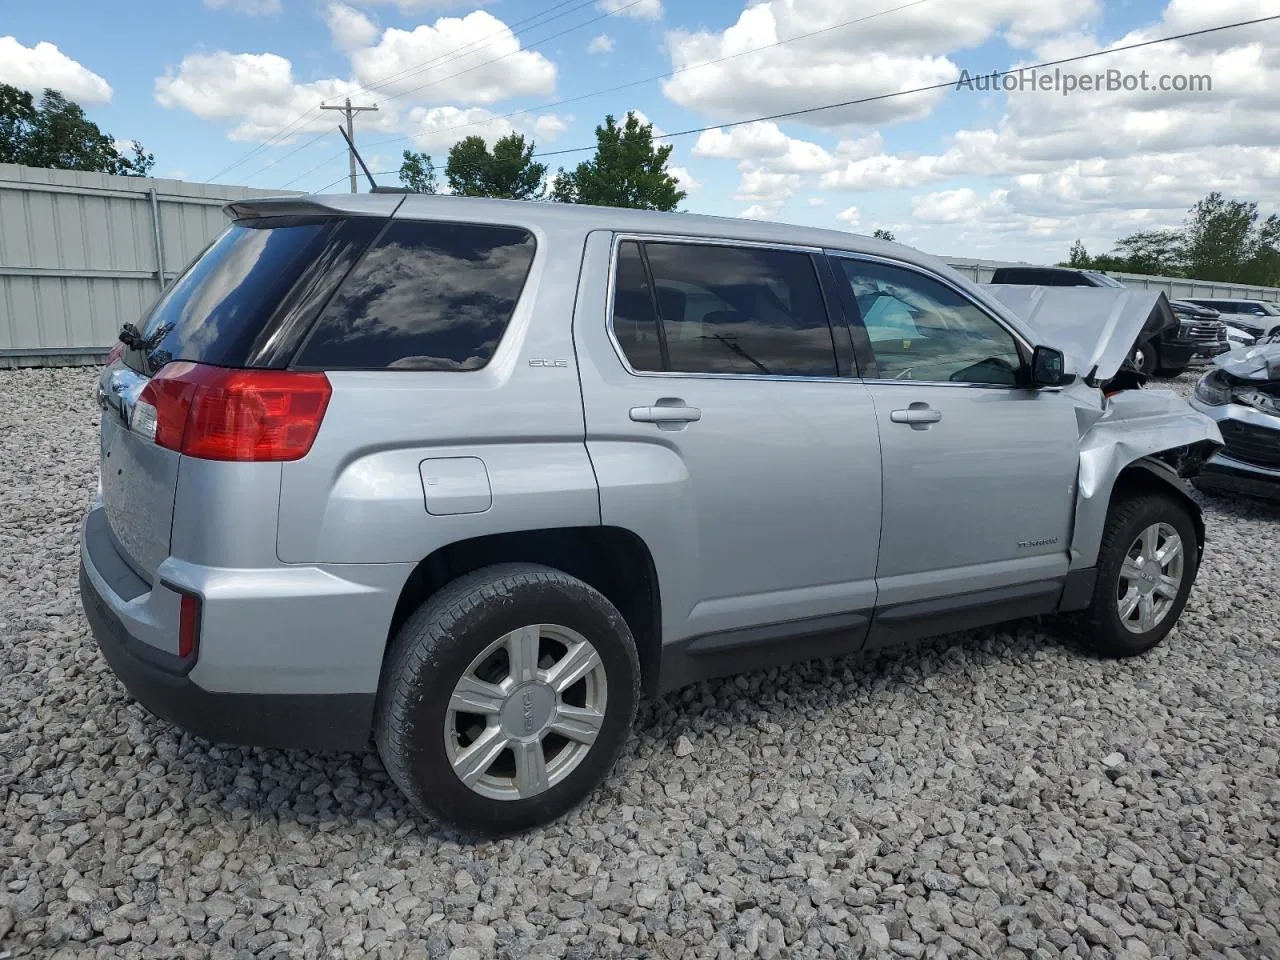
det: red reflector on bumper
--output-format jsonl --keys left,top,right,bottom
{"left": 178, "top": 592, "right": 201, "bottom": 660}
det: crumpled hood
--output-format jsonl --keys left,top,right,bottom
{"left": 1214, "top": 339, "right": 1280, "bottom": 382}
{"left": 984, "top": 285, "right": 1175, "bottom": 381}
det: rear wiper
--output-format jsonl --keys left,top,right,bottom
{"left": 117, "top": 322, "right": 171, "bottom": 353}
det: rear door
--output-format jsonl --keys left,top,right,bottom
{"left": 827, "top": 253, "right": 1079, "bottom": 645}
{"left": 574, "top": 232, "right": 883, "bottom": 662}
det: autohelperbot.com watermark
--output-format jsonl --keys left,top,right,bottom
{"left": 957, "top": 67, "right": 1212, "bottom": 96}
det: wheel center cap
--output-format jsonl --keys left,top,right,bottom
{"left": 1137, "top": 558, "right": 1161, "bottom": 593}
{"left": 500, "top": 682, "right": 556, "bottom": 740}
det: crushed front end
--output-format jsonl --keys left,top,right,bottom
{"left": 1188, "top": 342, "right": 1280, "bottom": 500}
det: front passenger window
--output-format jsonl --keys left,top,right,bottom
{"left": 837, "top": 259, "right": 1023, "bottom": 385}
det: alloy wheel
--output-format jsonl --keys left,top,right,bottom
{"left": 444, "top": 624, "right": 608, "bottom": 801}
{"left": 1117, "top": 522, "right": 1185, "bottom": 634}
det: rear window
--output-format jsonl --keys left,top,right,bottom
{"left": 133, "top": 217, "right": 363, "bottom": 373}
{"left": 296, "top": 220, "right": 536, "bottom": 371}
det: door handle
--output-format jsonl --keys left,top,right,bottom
{"left": 629, "top": 400, "right": 702, "bottom": 425}
{"left": 890, "top": 404, "right": 943, "bottom": 429}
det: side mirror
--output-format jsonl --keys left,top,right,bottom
{"left": 1031, "top": 345, "right": 1069, "bottom": 387}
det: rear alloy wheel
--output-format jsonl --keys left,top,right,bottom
{"left": 445, "top": 624, "right": 609, "bottom": 801}
{"left": 375, "top": 563, "right": 639, "bottom": 834}
{"left": 1082, "top": 492, "right": 1198, "bottom": 657}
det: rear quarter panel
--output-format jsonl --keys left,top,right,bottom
{"left": 276, "top": 216, "right": 601, "bottom": 564}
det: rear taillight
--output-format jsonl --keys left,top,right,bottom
{"left": 178, "top": 592, "right": 201, "bottom": 659}
{"left": 136, "top": 363, "right": 331, "bottom": 461}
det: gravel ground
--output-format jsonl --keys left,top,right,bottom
{"left": 1, "top": 365, "right": 1278, "bottom": 960}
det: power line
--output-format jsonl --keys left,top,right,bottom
{"left": 355, "top": 0, "right": 937, "bottom": 157}
{"left": 303, "top": 12, "right": 1279, "bottom": 195}
{"left": 209, "top": 0, "right": 617, "bottom": 183}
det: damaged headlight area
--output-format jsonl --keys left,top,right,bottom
{"left": 1194, "top": 369, "right": 1234, "bottom": 406}
{"left": 1195, "top": 366, "right": 1280, "bottom": 415}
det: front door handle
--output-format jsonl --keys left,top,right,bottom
{"left": 890, "top": 403, "right": 943, "bottom": 429}
{"left": 630, "top": 399, "right": 702, "bottom": 426}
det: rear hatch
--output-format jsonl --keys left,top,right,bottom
{"left": 97, "top": 204, "right": 389, "bottom": 581}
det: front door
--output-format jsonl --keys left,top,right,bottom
{"left": 828, "top": 253, "right": 1080, "bottom": 643}
{"left": 573, "top": 233, "right": 884, "bottom": 667}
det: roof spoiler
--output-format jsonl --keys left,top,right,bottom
{"left": 222, "top": 194, "right": 407, "bottom": 221}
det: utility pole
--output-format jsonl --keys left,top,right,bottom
{"left": 320, "top": 98, "right": 379, "bottom": 194}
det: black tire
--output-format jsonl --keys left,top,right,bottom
{"left": 1081, "top": 492, "right": 1199, "bottom": 657}
{"left": 1133, "top": 340, "right": 1158, "bottom": 376}
{"left": 374, "top": 562, "right": 640, "bottom": 835}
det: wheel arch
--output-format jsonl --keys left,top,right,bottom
{"left": 1071, "top": 451, "right": 1207, "bottom": 570}
{"left": 384, "top": 526, "right": 663, "bottom": 696}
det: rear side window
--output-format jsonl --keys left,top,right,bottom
{"left": 135, "top": 217, "right": 358, "bottom": 374}
{"left": 610, "top": 240, "right": 837, "bottom": 377}
{"left": 297, "top": 220, "right": 536, "bottom": 371}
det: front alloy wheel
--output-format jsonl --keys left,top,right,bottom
{"left": 1116, "top": 522, "right": 1185, "bottom": 634}
{"left": 1081, "top": 492, "right": 1198, "bottom": 657}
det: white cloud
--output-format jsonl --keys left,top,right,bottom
{"left": 694, "top": 121, "right": 833, "bottom": 174}
{"left": 587, "top": 33, "right": 614, "bottom": 54}
{"left": 808, "top": 197, "right": 826, "bottom": 207}
{"left": 668, "top": 165, "right": 701, "bottom": 193}
{"left": 0, "top": 37, "right": 113, "bottom": 104}
{"left": 598, "top": 0, "right": 662, "bottom": 21}
{"left": 911, "top": 188, "right": 1012, "bottom": 224}
{"left": 203, "top": 0, "right": 281, "bottom": 14}
{"left": 155, "top": 51, "right": 364, "bottom": 142}
{"left": 661, "top": 1, "right": 1098, "bottom": 126}
{"left": 836, "top": 205, "right": 860, "bottom": 228}
{"left": 360, "top": 0, "right": 493, "bottom": 10}
{"left": 740, "top": 203, "right": 779, "bottom": 220}
{"left": 404, "top": 105, "right": 568, "bottom": 151}
{"left": 734, "top": 167, "right": 800, "bottom": 203}
{"left": 155, "top": 9, "right": 557, "bottom": 146}
{"left": 325, "top": 3, "right": 379, "bottom": 53}
{"left": 350, "top": 12, "right": 556, "bottom": 105}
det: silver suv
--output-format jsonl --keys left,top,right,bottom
{"left": 81, "top": 194, "right": 1221, "bottom": 833}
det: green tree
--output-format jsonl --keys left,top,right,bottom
{"left": 871, "top": 228, "right": 896, "bottom": 241}
{"left": 1113, "top": 229, "right": 1184, "bottom": 276}
{"left": 446, "top": 133, "right": 546, "bottom": 200}
{"left": 550, "top": 112, "right": 685, "bottom": 211}
{"left": 398, "top": 150, "right": 438, "bottom": 193}
{"left": 1064, "top": 239, "right": 1091, "bottom": 268}
{"left": 1181, "top": 192, "right": 1280, "bottom": 285}
{"left": 0, "top": 85, "right": 153, "bottom": 175}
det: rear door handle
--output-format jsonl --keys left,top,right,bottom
{"left": 629, "top": 401, "right": 702, "bottom": 425}
{"left": 890, "top": 404, "right": 943, "bottom": 429}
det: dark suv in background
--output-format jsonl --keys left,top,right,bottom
{"left": 988, "top": 266, "right": 1225, "bottom": 376}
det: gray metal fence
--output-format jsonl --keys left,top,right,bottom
{"left": 944, "top": 256, "right": 1280, "bottom": 302}
{"left": 0, "top": 164, "right": 294, "bottom": 367}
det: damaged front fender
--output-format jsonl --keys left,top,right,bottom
{"left": 1070, "top": 388, "right": 1222, "bottom": 570}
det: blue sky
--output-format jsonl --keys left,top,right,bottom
{"left": 3, "top": 0, "right": 1277, "bottom": 261}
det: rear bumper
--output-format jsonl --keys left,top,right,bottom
{"left": 80, "top": 564, "right": 373, "bottom": 750}
{"left": 78, "top": 505, "right": 404, "bottom": 751}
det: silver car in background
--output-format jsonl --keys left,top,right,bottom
{"left": 80, "top": 194, "right": 1223, "bottom": 833}
{"left": 1190, "top": 340, "right": 1280, "bottom": 500}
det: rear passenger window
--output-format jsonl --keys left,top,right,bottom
{"left": 610, "top": 240, "right": 837, "bottom": 377}
{"left": 298, "top": 220, "right": 535, "bottom": 370}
